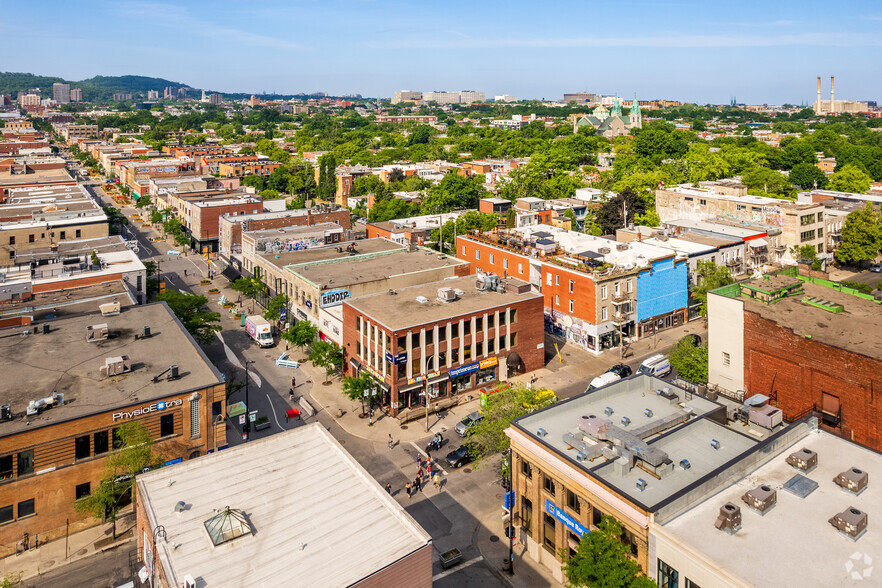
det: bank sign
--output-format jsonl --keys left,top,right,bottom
{"left": 113, "top": 398, "right": 183, "bottom": 421}
{"left": 545, "top": 499, "right": 587, "bottom": 537}
{"left": 320, "top": 289, "right": 351, "bottom": 308}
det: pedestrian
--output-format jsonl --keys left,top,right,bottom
{"left": 289, "top": 388, "right": 295, "bottom": 400}
{"left": 416, "top": 455, "right": 422, "bottom": 468}
{"left": 184, "top": 269, "right": 188, "bottom": 277}
{"left": 427, "top": 461, "right": 433, "bottom": 478}
{"left": 292, "top": 376, "right": 296, "bottom": 388}
{"left": 388, "top": 433, "right": 393, "bottom": 450}
{"left": 418, "top": 466, "right": 424, "bottom": 481}
{"left": 385, "top": 483, "right": 391, "bottom": 494}
{"left": 433, "top": 473, "right": 441, "bottom": 491}
{"left": 416, "top": 475, "right": 422, "bottom": 492}
{"left": 405, "top": 481, "right": 411, "bottom": 498}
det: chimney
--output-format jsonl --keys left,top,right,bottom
{"left": 817, "top": 76, "right": 821, "bottom": 110}
{"left": 830, "top": 76, "right": 835, "bottom": 113}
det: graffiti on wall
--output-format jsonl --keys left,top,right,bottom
{"left": 257, "top": 236, "right": 324, "bottom": 254}
{"left": 544, "top": 308, "right": 595, "bottom": 350}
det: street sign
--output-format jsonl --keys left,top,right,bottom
{"left": 280, "top": 307, "right": 288, "bottom": 322}
{"left": 238, "top": 414, "right": 246, "bottom": 425}
{"left": 249, "top": 410, "right": 258, "bottom": 423}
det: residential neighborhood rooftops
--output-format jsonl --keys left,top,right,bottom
{"left": 263, "top": 238, "right": 403, "bottom": 268}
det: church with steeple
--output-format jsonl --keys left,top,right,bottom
{"left": 572, "top": 97, "right": 642, "bottom": 137}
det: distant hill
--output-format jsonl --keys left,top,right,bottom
{"left": 0, "top": 72, "right": 193, "bottom": 101}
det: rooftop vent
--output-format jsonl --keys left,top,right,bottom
{"left": 536, "top": 428, "right": 548, "bottom": 438}
{"left": 644, "top": 408, "right": 653, "bottom": 418}
{"left": 710, "top": 439, "right": 721, "bottom": 450}
{"left": 636, "top": 478, "right": 647, "bottom": 492}
{"left": 742, "top": 484, "right": 777, "bottom": 515}
{"left": 437, "top": 287, "right": 457, "bottom": 302}
{"left": 679, "top": 459, "right": 691, "bottom": 470}
{"left": 99, "top": 301, "right": 120, "bottom": 316}
{"left": 25, "top": 391, "right": 64, "bottom": 416}
{"left": 714, "top": 503, "right": 742, "bottom": 534}
{"left": 834, "top": 467, "right": 869, "bottom": 496}
{"left": 786, "top": 448, "right": 818, "bottom": 473}
{"left": 829, "top": 507, "right": 868, "bottom": 541}
{"left": 86, "top": 323, "right": 109, "bottom": 342}
{"left": 415, "top": 296, "right": 428, "bottom": 304}
{"left": 100, "top": 355, "right": 131, "bottom": 377}
{"left": 616, "top": 243, "right": 629, "bottom": 251}
{"left": 604, "top": 406, "right": 614, "bottom": 416}
{"left": 621, "top": 416, "right": 631, "bottom": 427}
{"left": 783, "top": 473, "right": 819, "bottom": 499}
{"left": 204, "top": 506, "right": 252, "bottom": 547}
{"left": 576, "top": 452, "right": 588, "bottom": 463}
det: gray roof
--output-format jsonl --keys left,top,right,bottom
{"left": 137, "top": 424, "right": 432, "bottom": 587}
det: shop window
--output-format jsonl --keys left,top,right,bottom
{"left": 543, "top": 512, "right": 556, "bottom": 551}
{"left": 521, "top": 459, "right": 533, "bottom": 479}
{"left": 94, "top": 431, "right": 109, "bottom": 455}
{"left": 0, "top": 456, "right": 11, "bottom": 480}
{"left": 452, "top": 373, "right": 472, "bottom": 393}
{"left": 566, "top": 488, "right": 581, "bottom": 514}
{"left": 75, "top": 435, "right": 91, "bottom": 460}
{"left": 189, "top": 451, "right": 201, "bottom": 460}
{"left": 543, "top": 475, "right": 556, "bottom": 496}
{"left": 477, "top": 366, "right": 495, "bottom": 385}
{"left": 160, "top": 414, "right": 175, "bottom": 437}
{"left": 18, "top": 498, "right": 35, "bottom": 519}
{"left": 521, "top": 497, "right": 533, "bottom": 537}
{"left": 0, "top": 505, "right": 11, "bottom": 524}
{"left": 658, "top": 559, "right": 679, "bottom": 588}
{"left": 190, "top": 398, "right": 201, "bottom": 438}
{"left": 75, "top": 483, "right": 91, "bottom": 500}
{"left": 17, "top": 450, "right": 33, "bottom": 476}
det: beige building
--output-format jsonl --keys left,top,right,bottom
{"left": 391, "top": 90, "right": 422, "bottom": 104}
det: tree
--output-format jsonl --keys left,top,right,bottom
{"left": 835, "top": 203, "right": 882, "bottom": 265}
{"left": 691, "top": 260, "right": 735, "bottom": 317}
{"left": 156, "top": 290, "right": 222, "bottom": 344}
{"left": 595, "top": 189, "right": 646, "bottom": 234}
{"left": 263, "top": 293, "right": 289, "bottom": 322}
{"left": 740, "top": 167, "right": 794, "bottom": 199}
{"left": 135, "top": 194, "right": 152, "bottom": 208}
{"left": 317, "top": 153, "right": 337, "bottom": 201}
{"left": 308, "top": 340, "right": 343, "bottom": 383}
{"left": 230, "top": 276, "right": 267, "bottom": 301}
{"left": 75, "top": 422, "right": 162, "bottom": 539}
{"left": 467, "top": 383, "right": 556, "bottom": 479}
{"left": 506, "top": 207, "right": 516, "bottom": 229}
{"left": 790, "top": 244, "right": 823, "bottom": 270}
{"left": 827, "top": 164, "right": 873, "bottom": 194}
{"left": 668, "top": 340, "right": 709, "bottom": 385}
{"left": 562, "top": 515, "right": 656, "bottom": 588}
{"left": 789, "top": 162, "right": 828, "bottom": 189}
{"left": 342, "top": 370, "right": 373, "bottom": 416}
{"left": 282, "top": 320, "right": 318, "bottom": 354}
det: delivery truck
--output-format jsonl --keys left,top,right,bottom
{"left": 245, "top": 316, "right": 274, "bottom": 347}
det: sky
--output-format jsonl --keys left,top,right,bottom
{"left": 3, "top": 0, "right": 882, "bottom": 104}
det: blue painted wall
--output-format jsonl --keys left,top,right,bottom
{"left": 636, "top": 258, "right": 688, "bottom": 321}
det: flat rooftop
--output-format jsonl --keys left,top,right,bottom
{"left": 0, "top": 281, "right": 137, "bottom": 320}
{"left": 511, "top": 225, "right": 675, "bottom": 267}
{"left": 0, "top": 303, "right": 223, "bottom": 436}
{"left": 663, "top": 428, "right": 882, "bottom": 587}
{"left": 738, "top": 279, "right": 882, "bottom": 359}
{"left": 515, "top": 376, "right": 762, "bottom": 511}
{"left": 264, "top": 237, "right": 403, "bottom": 269}
{"left": 345, "top": 274, "right": 540, "bottom": 330}
{"left": 137, "top": 424, "right": 432, "bottom": 587}
{"left": 662, "top": 219, "right": 767, "bottom": 239}
{"left": 292, "top": 246, "right": 470, "bottom": 290}
{"left": 674, "top": 232, "right": 740, "bottom": 248}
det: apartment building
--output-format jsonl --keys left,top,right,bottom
{"left": 118, "top": 158, "right": 197, "bottom": 197}
{"left": 58, "top": 125, "right": 98, "bottom": 142}
{"left": 217, "top": 160, "right": 281, "bottom": 178}
{"left": 51, "top": 83, "right": 70, "bottom": 104}
{"left": 391, "top": 91, "right": 423, "bottom": 104}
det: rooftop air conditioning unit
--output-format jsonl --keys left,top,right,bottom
{"left": 786, "top": 448, "right": 818, "bottom": 473}
{"left": 437, "top": 287, "right": 456, "bottom": 302}
{"left": 86, "top": 323, "right": 109, "bottom": 342}
{"left": 616, "top": 243, "right": 629, "bottom": 251}
{"left": 679, "top": 459, "right": 691, "bottom": 470}
{"left": 100, "top": 355, "right": 132, "bottom": 377}
{"left": 742, "top": 484, "right": 777, "bottom": 515}
{"left": 536, "top": 428, "right": 548, "bottom": 438}
{"left": 833, "top": 467, "right": 869, "bottom": 496}
{"left": 829, "top": 507, "right": 868, "bottom": 541}
{"left": 710, "top": 439, "right": 721, "bottom": 450}
{"left": 644, "top": 408, "right": 653, "bottom": 418}
{"left": 714, "top": 503, "right": 742, "bottom": 534}
{"left": 604, "top": 406, "right": 614, "bottom": 416}
{"left": 415, "top": 296, "right": 428, "bottom": 304}
{"left": 598, "top": 247, "right": 611, "bottom": 255}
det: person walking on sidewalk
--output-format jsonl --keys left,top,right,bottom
{"left": 388, "top": 433, "right": 393, "bottom": 450}
{"left": 427, "top": 460, "right": 433, "bottom": 479}
{"left": 405, "top": 481, "right": 411, "bottom": 499}
{"left": 433, "top": 473, "right": 442, "bottom": 491}
{"left": 292, "top": 376, "right": 296, "bottom": 389}
{"left": 414, "top": 476, "right": 422, "bottom": 493}
{"left": 385, "top": 483, "right": 392, "bottom": 495}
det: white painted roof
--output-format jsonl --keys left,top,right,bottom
{"left": 138, "top": 424, "right": 431, "bottom": 588}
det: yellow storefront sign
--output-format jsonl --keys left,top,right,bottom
{"left": 479, "top": 357, "right": 498, "bottom": 369}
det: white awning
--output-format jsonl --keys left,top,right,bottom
{"left": 749, "top": 238, "right": 768, "bottom": 248}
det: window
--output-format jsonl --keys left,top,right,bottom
{"left": 17, "top": 450, "right": 33, "bottom": 476}
{"left": 543, "top": 475, "right": 556, "bottom": 496}
{"left": 601, "top": 307, "right": 608, "bottom": 321}
{"left": 543, "top": 513, "right": 556, "bottom": 551}
{"left": 93, "top": 431, "right": 110, "bottom": 455}
{"left": 510, "top": 309, "right": 517, "bottom": 323}
{"left": 489, "top": 253, "right": 495, "bottom": 264}
{"left": 800, "top": 229, "right": 816, "bottom": 242}
{"left": 566, "top": 489, "right": 581, "bottom": 514}
{"left": 75, "top": 435, "right": 90, "bottom": 460}
{"left": 0, "top": 456, "right": 11, "bottom": 480}
{"left": 28, "top": 234, "right": 35, "bottom": 243}
{"left": 60, "top": 231, "right": 66, "bottom": 240}
{"left": 817, "top": 227, "right": 823, "bottom": 237}
{"left": 509, "top": 332, "right": 518, "bottom": 347}
{"left": 17, "top": 498, "right": 35, "bottom": 519}
{"left": 593, "top": 508, "right": 605, "bottom": 527}
{"left": 521, "top": 497, "right": 533, "bottom": 537}
{"left": 546, "top": 273, "right": 552, "bottom": 286}
{"left": 601, "top": 285, "right": 607, "bottom": 300}
{"left": 0, "top": 505, "right": 11, "bottom": 524}
{"left": 475, "top": 250, "right": 480, "bottom": 260}
{"left": 426, "top": 330, "right": 434, "bottom": 345}
{"left": 190, "top": 398, "right": 200, "bottom": 437}
{"left": 685, "top": 580, "right": 702, "bottom": 588}
{"left": 487, "top": 315, "right": 494, "bottom": 329}
{"left": 356, "top": 316, "right": 361, "bottom": 331}
{"left": 451, "top": 323, "right": 459, "bottom": 339}
{"left": 475, "top": 317, "right": 483, "bottom": 331}
{"left": 461, "top": 245, "right": 466, "bottom": 256}
{"left": 438, "top": 325, "right": 447, "bottom": 340}
{"left": 503, "top": 258, "right": 508, "bottom": 270}
{"left": 521, "top": 459, "right": 533, "bottom": 479}
{"left": 658, "top": 559, "right": 679, "bottom": 588}
{"left": 160, "top": 413, "right": 174, "bottom": 437}
{"left": 212, "top": 400, "right": 222, "bottom": 418}
{"left": 817, "top": 211, "right": 823, "bottom": 221}
{"left": 555, "top": 275, "right": 559, "bottom": 286}
{"left": 75, "top": 483, "right": 91, "bottom": 500}
{"left": 8, "top": 236, "right": 13, "bottom": 245}
{"left": 817, "top": 243, "right": 824, "bottom": 253}
{"left": 567, "top": 279, "right": 575, "bottom": 294}
{"left": 397, "top": 336, "right": 406, "bottom": 352}
{"left": 699, "top": 199, "right": 706, "bottom": 205}
{"left": 722, "top": 352, "right": 730, "bottom": 367}
{"left": 555, "top": 294, "right": 559, "bottom": 306}
{"left": 800, "top": 213, "right": 815, "bottom": 226}
{"left": 75, "top": 229, "right": 81, "bottom": 238}
{"left": 569, "top": 299, "right": 574, "bottom": 312}
{"left": 463, "top": 321, "right": 471, "bottom": 336}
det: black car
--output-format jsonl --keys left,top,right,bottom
{"left": 608, "top": 364, "right": 632, "bottom": 378}
{"left": 445, "top": 445, "right": 473, "bottom": 468}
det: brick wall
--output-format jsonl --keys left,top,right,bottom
{"left": 743, "top": 311, "right": 882, "bottom": 452}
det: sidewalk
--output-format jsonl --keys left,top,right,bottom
{"left": 476, "top": 517, "right": 563, "bottom": 588}
{"left": 5, "top": 509, "right": 135, "bottom": 582}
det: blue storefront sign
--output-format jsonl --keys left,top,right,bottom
{"left": 279, "top": 307, "right": 288, "bottom": 322}
{"left": 450, "top": 362, "right": 480, "bottom": 378}
{"left": 320, "top": 288, "right": 352, "bottom": 308}
{"left": 545, "top": 499, "right": 587, "bottom": 537}
{"left": 385, "top": 351, "right": 407, "bottom": 365}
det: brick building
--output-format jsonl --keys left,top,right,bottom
{"left": 0, "top": 303, "right": 225, "bottom": 556}
{"left": 216, "top": 160, "right": 281, "bottom": 178}
{"left": 708, "top": 271, "right": 882, "bottom": 452}
{"left": 342, "top": 274, "right": 544, "bottom": 418}
{"left": 165, "top": 194, "right": 261, "bottom": 253}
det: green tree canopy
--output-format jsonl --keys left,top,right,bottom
{"left": 157, "top": 291, "right": 221, "bottom": 344}
{"left": 308, "top": 340, "right": 343, "bottom": 382}
{"left": 263, "top": 293, "right": 289, "bottom": 322}
{"left": 691, "top": 260, "right": 735, "bottom": 317}
{"left": 827, "top": 164, "right": 873, "bottom": 194}
{"left": 282, "top": 320, "right": 318, "bottom": 353}
{"left": 562, "top": 515, "right": 656, "bottom": 588}
{"left": 835, "top": 203, "right": 882, "bottom": 264}
{"left": 668, "top": 339, "right": 709, "bottom": 385}
{"left": 342, "top": 370, "right": 374, "bottom": 416}
{"left": 595, "top": 189, "right": 646, "bottom": 234}
{"left": 789, "top": 162, "right": 828, "bottom": 189}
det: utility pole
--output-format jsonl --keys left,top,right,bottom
{"left": 244, "top": 360, "right": 255, "bottom": 441}
{"left": 424, "top": 356, "right": 436, "bottom": 433}
{"left": 509, "top": 448, "right": 515, "bottom": 575}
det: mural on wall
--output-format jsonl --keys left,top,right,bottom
{"left": 544, "top": 308, "right": 594, "bottom": 350}
{"left": 257, "top": 236, "right": 324, "bottom": 254}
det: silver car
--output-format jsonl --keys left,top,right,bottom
{"left": 455, "top": 411, "right": 483, "bottom": 436}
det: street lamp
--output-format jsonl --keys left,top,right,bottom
{"left": 244, "top": 360, "right": 255, "bottom": 441}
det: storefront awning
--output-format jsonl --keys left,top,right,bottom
{"left": 349, "top": 358, "right": 361, "bottom": 371}
{"left": 427, "top": 374, "right": 449, "bottom": 385}
{"left": 506, "top": 352, "right": 521, "bottom": 367}
{"left": 749, "top": 238, "right": 768, "bottom": 248}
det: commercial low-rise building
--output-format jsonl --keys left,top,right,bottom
{"left": 343, "top": 274, "right": 544, "bottom": 418}
{"left": 0, "top": 303, "right": 226, "bottom": 556}
{"left": 136, "top": 424, "right": 432, "bottom": 588}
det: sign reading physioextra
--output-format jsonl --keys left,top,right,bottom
{"left": 450, "top": 362, "right": 480, "bottom": 378}
{"left": 113, "top": 398, "right": 184, "bottom": 421}
{"left": 320, "top": 289, "right": 352, "bottom": 308}
{"left": 545, "top": 499, "right": 587, "bottom": 537}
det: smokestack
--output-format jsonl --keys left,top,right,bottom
{"left": 817, "top": 76, "right": 821, "bottom": 110}
{"left": 830, "top": 76, "right": 835, "bottom": 113}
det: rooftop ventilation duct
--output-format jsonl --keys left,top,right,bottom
{"left": 742, "top": 484, "right": 777, "bottom": 515}
{"left": 833, "top": 467, "right": 868, "bottom": 496}
{"left": 620, "top": 416, "right": 631, "bottom": 427}
{"left": 679, "top": 459, "right": 691, "bottom": 470}
{"left": 636, "top": 478, "right": 647, "bottom": 492}
{"left": 710, "top": 439, "right": 721, "bottom": 450}
{"left": 829, "top": 507, "right": 868, "bottom": 541}
{"left": 786, "top": 448, "right": 818, "bottom": 473}
{"left": 715, "top": 503, "right": 742, "bottom": 534}
{"left": 604, "top": 406, "right": 614, "bottom": 416}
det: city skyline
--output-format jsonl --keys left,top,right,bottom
{"left": 3, "top": 0, "right": 882, "bottom": 103}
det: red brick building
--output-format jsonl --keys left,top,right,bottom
{"left": 342, "top": 275, "right": 544, "bottom": 419}
{"left": 365, "top": 220, "right": 427, "bottom": 246}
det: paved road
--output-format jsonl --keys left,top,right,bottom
{"left": 22, "top": 542, "right": 137, "bottom": 588}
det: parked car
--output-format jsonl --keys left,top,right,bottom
{"left": 608, "top": 364, "right": 633, "bottom": 378}
{"left": 586, "top": 371, "right": 621, "bottom": 393}
{"left": 445, "top": 445, "right": 473, "bottom": 468}
{"left": 637, "top": 354, "right": 672, "bottom": 378}
{"left": 455, "top": 411, "right": 483, "bottom": 436}
{"left": 869, "top": 263, "right": 882, "bottom": 273}
{"left": 680, "top": 334, "right": 702, "bottom": 347}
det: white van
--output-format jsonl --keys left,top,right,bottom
{"left": 637, "top": 354, "right": 672, "bottom": 378}
{"left": 586, "top": 371, "right": 621, "bottom": 393}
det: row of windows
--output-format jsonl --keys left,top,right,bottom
{"left": 462, "top": 245, "right": 525, "bottom": 276}
{"left": 360, "top": 334, "right": 519, "bottom": 376}
{"left": 9, "top": 230, "right": 82, "bottom": 246}
{"left": 0, "top": 498, "right": 35, "bottom": 525}
{"left": 357, "top": 312, "right": 519, "bottom": 353}
{"left": 658, "top": 558, "right": 702, "bottom": 588}
{"left": 800, "top": 228, "right": 823, "bottom": 242}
